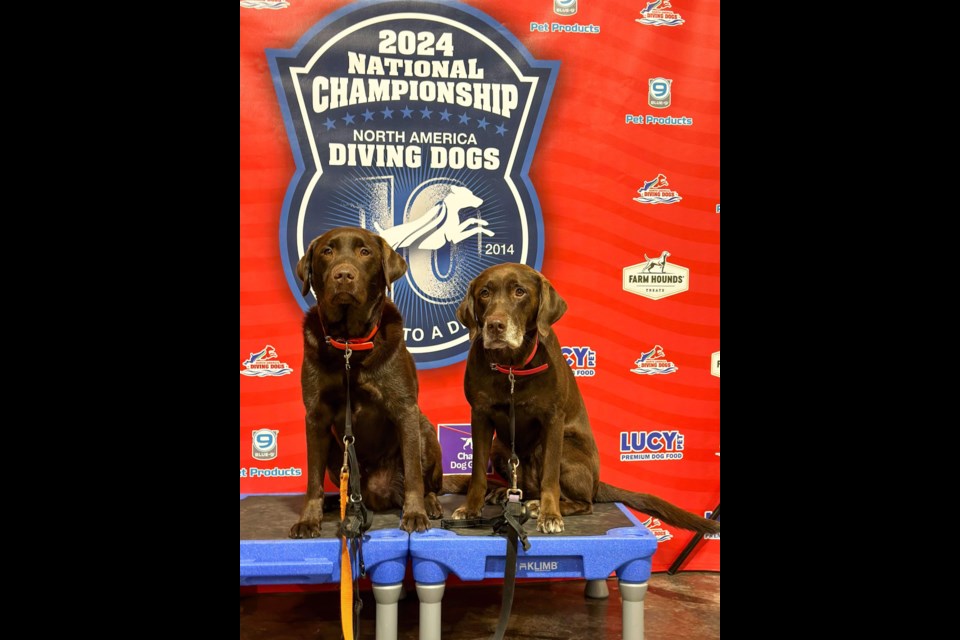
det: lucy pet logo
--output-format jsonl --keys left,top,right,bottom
{"left": 240, "top": 345, "right": 293, "bottom": 377}
{"left": 554, "top": 0, "right": 577, "bottom": 16}
{"left": 251, "top": 429, "right": 279, "bottom": 461}
{"left": 622, "top": 252, "right": 689, "bottom": 300}
{"left": 562, "top": 345, "right": 596, "bottom": 377}
{"left": 648, "top": 78, "right": 672, "bottom": 108}
{"left": 268, "top": 0, "right": 557, "bottom": 369}
{"left": 619, "top": 430, "right": 685, "bottom": 461}
{"left": 631, "top": 345, "right": 677, "bottom": 375}
{"left": 634, "top": 174, "right": 681, "bottom": 204}
{"left": 640, "top": 517, "right": 673, "bottom": 543}
{"left": 636, "top": 1, "right": 685, "bottom": 27}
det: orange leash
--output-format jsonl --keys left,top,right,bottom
{"left": 340, "top": 470, "right": 353, "bottom": 640}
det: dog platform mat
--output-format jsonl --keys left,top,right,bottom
{"left": 240, "top": 493, "right": 408, "bottom": 586}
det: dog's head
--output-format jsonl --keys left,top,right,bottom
{"left": 456, "top": 263, "right": 567, "bottom": 350}
{"left": 296, "top": 227, "right": 406, "bottom": 309}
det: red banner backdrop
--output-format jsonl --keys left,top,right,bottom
{"left": 240, "top": 0, "right": 719, "bottom": 572}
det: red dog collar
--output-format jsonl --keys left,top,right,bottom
{"left": 320, "top": 315, "right": 380, "bottom": 351}
{"left": 490, "top": 335, "right": 549, "bottom": 376}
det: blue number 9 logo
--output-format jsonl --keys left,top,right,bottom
{"left": 651, "top": 81, "right": 669, "bottom": 98}
{"left": 256, "top": 432, "right": 275, "bottom": 448}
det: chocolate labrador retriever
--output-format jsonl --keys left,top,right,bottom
{"left": 452, "top": 263, "right": 719, "bottom": 536}
{"left": 289, "top": 226, "right": 443, "bottom": 537}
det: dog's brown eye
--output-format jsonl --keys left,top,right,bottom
{"left": 479, "top": 288, "right": 490, "bottom": 299}
{"left": 321, "top": 247, "right": 333, "bottom": 256}
{"left": 515, "top": 287, "right": 526, "bottom": 297}
{"left": 360, "top": 247, "right": 371, "bottom": 257}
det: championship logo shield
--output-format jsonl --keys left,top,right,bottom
{"left": 268, "top": 0, "right": 558, "bottom": 368}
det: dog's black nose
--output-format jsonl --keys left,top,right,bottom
{"left": 487, "top": 319, "right": 506, "bottom": 335}
{"left": 333, "top": 266, "right": 357, "bottom": 282}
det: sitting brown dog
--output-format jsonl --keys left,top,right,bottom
{"left": 289, "top": 226, "right": 443, "bottom": 537}
{"left": 451, "top": 262, "right": 719, "bottom": 536}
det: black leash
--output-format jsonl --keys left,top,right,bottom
{"left": 441, "top": 370, "right": 531, "bottom": 640}
{"left": 336, "top": 343, "right": 371, "bottom": 640}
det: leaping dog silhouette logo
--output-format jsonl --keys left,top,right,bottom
{"left": 374, "top": 185, "right": 493, "bottom": 251}
{"left": 243, "top": 346, "right": 278, "bottom": 366}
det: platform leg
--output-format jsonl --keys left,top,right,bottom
{"left": 619, "top": 581, "right": 648, "bottom": 640}
{"left": 372, "top": 583, "right": 402, "bottom": 640}
{"left": 416, "top": 582, "right": 445, "bottom": 640}
{"left": 585, "top": 579, "right": 609, "bottom": 599}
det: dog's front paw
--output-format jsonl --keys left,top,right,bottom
{"left": 485, "top": 487, "right": 509, "bottom": 505}
{"left": 452, "top": 505, "right": 481, "bottom": 520}
{"left": 537, "top": 513, "right": 564, "bottom": 534}
{"left": 425, "top": 493, "right": 443, "bottom": 520}
{"left": 524, "top": 500, "right": 540, "bottom": 519}
{"left": 401, "top": 510, "right": 431, "bottom": 533}
{"left": 289, "top": 519, "right": 322, "bottom": 539}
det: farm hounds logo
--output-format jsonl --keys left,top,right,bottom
{"left": 619, "top": 430, "right": 685, "bottom": 462}
{"left": 631, "top": 345, "right": 677, "bottom": 375}
{"left": 252, "top": 429, "right": 279, "bottom": 461}
{"left": 554, "top": 0, "right": 577, "bottom": 17}
{"left": 622, "top": 252, "right": 689, "bottom": 300}
{"left": 636, "top": 1, "right": 685, "bottom": 27}
{"left": 268, "top": 0, "right": 558, "bottom": 370}
{"left": 562, "top": 345, "right": 596, "bottom": 377}
{"left": 634, "top": 174, "right": 681, "bottom": 204}
{"left": 240, "top": 345, "right": 293, "bottom": 377}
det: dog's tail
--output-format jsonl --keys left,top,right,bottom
{"left": 595, "top": 482, "right": 719, "bottom": 535}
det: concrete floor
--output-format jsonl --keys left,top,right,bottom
{"left": 239, "top": 571, "right": 719, "bottom": 639}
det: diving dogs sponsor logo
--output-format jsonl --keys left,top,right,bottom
{"left": 622, "top": 252, "right": 689, "bottom": 300}
{"left": 636, "top": 1, "right": 685, "bottom": 27}
{"left": 633, "top": 174, "right": 681, "bottom": 204}
{"left": 240, "top": 345, "right": 293, "bottom": 377}
{"left": 641, "top": 517, "right": 674, "bottom": 543}
{"left": 251, "top": 429, "right": 279, "bottom": 460}
{"left": 269, "top": 0, "right": 557, "bottom": 369}
{"left": 240, "top": 1, "right": 289, "bottom": 9}
{"left": 562, "top": 345, "right": 596, "bottom": 377}
{"left": 631, "top": 345, "right": 677, "bottom": 375}
{"left": 619, "top": 429, "right": 685, "bottom": 461}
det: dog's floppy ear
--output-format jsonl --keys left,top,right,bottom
{"left": 536, "top": 275, "right": 567, "bottom": 338}
{"left": 456, "top": 281, "right": 479, "bottom": 341}
{"left": 296, "top": 238, "right": 319, "bottom": 297}
{"left": 375, "top": 235, "right": 407, "bottom": 290}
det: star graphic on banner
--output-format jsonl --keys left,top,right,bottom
{"left": 323, "top": 117, "right": 337, "bottom": 131}
{"left": 381, "top": 107, "right": 395, "bottom": 119}
{"left": 496, "top": 122, "right": 508, "bottom": 136}
{"left": 438, "top": 109, "right": 452, "bottom": 122}
{"left": 361, "top": 109, "right": 376, "bottom": 122}
{"left": 458, "top": 112, "right": 471, "bottom": 125}
{"left": 401, "top": 106, "right": 414, "bottom": 118}
{"left": 477, "top": 117, "right": 489, "bottom": 130}
{"left": 419, "top": 107, "right": 433, "bottom": 119}
{"left": 342, "top": 112, "right": 356, "bottom": 125}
